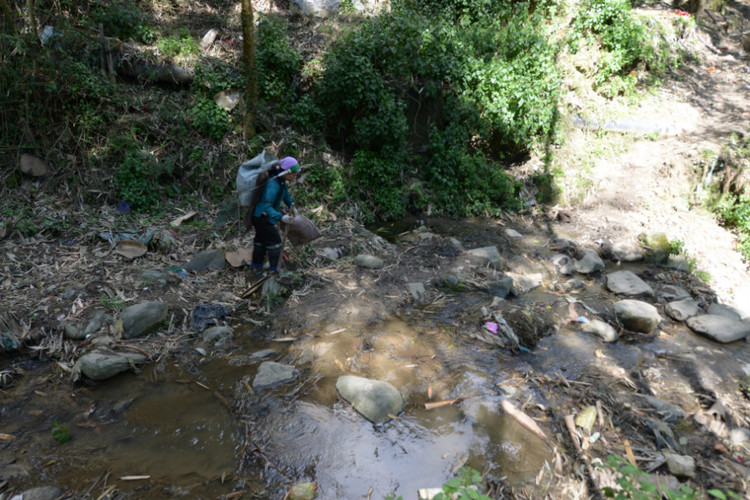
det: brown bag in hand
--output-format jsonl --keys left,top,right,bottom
{"left": 282, "top": 214, "right": 321, "bottom": 246}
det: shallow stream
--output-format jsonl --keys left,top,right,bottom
{"left": 4, "top": 217, "right": 750, "bottom": 499}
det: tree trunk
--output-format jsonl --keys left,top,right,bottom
{"left": 0, "top": 0, "right": 16, "bottom": 35}
{"left": 241, "top": 0, "right": 257, "bottom": 140}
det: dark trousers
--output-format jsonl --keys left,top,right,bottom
{"left": 251, "top": 215, "right": 282, "bottom": 270}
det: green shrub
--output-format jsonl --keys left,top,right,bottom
{"left": 601, "top": 455, "right": 740, "bottom": 499}
{"left": 156, "top": 27, "right": 200, "bottom": 61}
{"left": 114, "top": 150, "right": 161, "bottom": 210}
{"left": 291, "top": 94, "right": 325, "bottom": 134}
{"left": 316, "top": 6, "right": 558, "bottom": 220}
{"left": 189, "top": 97, "right": 231, "bottom": 140}
{"left": 571, "top": 0, "right": 676, "bottom": 96}
{"left": 194, "top": 60, "right": 244, "bottom": 94}
{"left": 257, "top": 15, "right": 303, "bottom": 104}
{"left": 88, "top": 0, "right": 146, "bottom": 41}
{"left": 51, "top": 420, "right": 71, "bottom": 444}
{"left": 351, "top": 148, "right": 409, "bottom": 222}
{"left": 713, "top": 194, "right": 750, "bottom": 261}
{"left": 385, "top": 467, "right": 492, "bottom": 500}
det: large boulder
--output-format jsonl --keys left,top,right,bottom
{"left": 119, "top": 301, "right": 168, "bottom": 339}
{"left": 579, "top": 319, "right": 618, "bottom": 343}
{"left": 614, "top": 300, "right": 661, "bottom": 333}
{"left": 606, "top": 271, "right": 654, "bottom": 297}
{"left": 574, "top": 249, "right": 604, "bottom": 274}
{"left": 74, "top": 351, "right": 147, "bottom": 381}
{"left": 665, "top": 298, "right": 700, "bottom": 322}
{"left": 336, "top": 375, "right": 405, "bottom": 424}
{"left": 253, "top": 361, "right": 298, "bottom": 389}
{"left": 686, "top": 315, "right": 750, "bottom": 343}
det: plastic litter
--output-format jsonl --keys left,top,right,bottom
{"left": 1, "top": 332, "right": 19, "bottom": 352}
{"left": 576, "top": 316, "right": 589, "bottom": 323}
{"left": 189, "top": 304, "right": 230, "bottom": 332}
{"left": 484, "top": 321, "right": 499, "bottom": 334}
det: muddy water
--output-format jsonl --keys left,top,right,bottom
{"left": 1, "top": 311, "right": 555, "bottom": 500}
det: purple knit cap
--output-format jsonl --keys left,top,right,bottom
{"left": 279, "top": 157, "right": 300, "bottom": 175}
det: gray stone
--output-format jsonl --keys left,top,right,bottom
{"left": 63, "top": 323, "right": 85, "bottom": 340}
{"left": 663, "top": 452, "right": 695, "bottom": 479}
{"left": 665, "top": 298, "right": 700, "bottom": 322}
{"left": 466, "top": 246, "right": 502, "bottom": 268}
{"left": 75, "top": 351, "right": 147, "bottom": 381}
{"left": 201, "top": 28, "right": 219, "bottom": 49}
{"left": 13, "top": 486, "right": 62, "bottom": 500}
{"left": 611, "top": 240, "right": 644, "bottom": 262}
{"left": 291, "top": 0, "right": 385, "bottom": 16}
{"left": 551, "top": 254, "right": 574, "bottom": 275}
{"left": 354, "top": 254, "right": 384, "bottom": 269}
{"left": 554, "top": 278, "right": 586, "bottom": 293}
{"left": 642, "top": 232, "right": 671, "bottom": 264}
{"left": 253, "top": 361, "right": 298, "bottom": 389}
{"left": 139, "top": 269, "right": 177, "bottom": 288}
{"left": 445, "top": 237, "right": 464, "bottom": 251}
{"left": 574, "top": 249, "right": 604, "bottom": 274}
{"left": 579, "top": 319, "right": 618, "bottom": 343}
{"left": 664, "top": 255, "right": 690, "bottom": 272}
{"left": 549, "top": 238, "right": 576, "bottom": 253}
{"left": 202, "top": 326, "right": 233, "bottom": 346}
{"left": 184, "top": 249, "right": 226, "bottom": 272}
{"left": 686, "top": 315, "right": 750, "bottom": 343}
{"left": 119, "top": 301, "right": 168, "bottom": 339}
{"left": 321, "top": 247, "right": 341, "bottom": 260}
{"left": 614, "top": 300, "right": 661, "bottom": 333}
{"left": 250, "top": 349, "right": 277, "bottom": 360}
{"left": 486, "top": 276, "right": 513, "bottom": 299}
{"left": 632, "top": 393, "right": 685, "bottom": 423}
{"left": 0, "top": 463, "right": 29, "bottom": 481}
{"left": 407, "top": 282, "right": 426, "bottom": 301}
{"left": 504, "top": 228, "right": 523, "bottom": 240}
{"left": 506, "top": 272, "right": 542, "bottom": 296}
{"left": 707, "top": 303, "right": 742, "bottom": 320}
{"left": 658, "top": 285, "right": 691, "bottom": 302}
{"left": 606, "top": 270, "right": 654, "bottom": 297}
{"left": 336, "top": 375, "right": 405, "bottom": 424}
{"left": 84, "top": 310, "right": 109, "bottom": 337}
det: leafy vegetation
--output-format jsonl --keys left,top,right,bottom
{"left": 570, "top": 0, "right": 682, "bottom": 96}
{"left": 601, "top": 455, "right": 740, "bottom": 499}
{"left": 316, "top": 2, "right": 557, "bottom": 219}
{"left": 385, "top": 467, "right": 492, "bottom": 500}
{"left": 0, "top": 0, "right": 700, "bottom": 224}
{"left": 707, "top": 135, "right": 750, "bottom": 262}
{"left": 51, "top": 419, "right": 71, "bottom": 444}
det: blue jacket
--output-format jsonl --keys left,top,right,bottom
{"left": 253, "top": 175, "right": 293, "bottom": 224}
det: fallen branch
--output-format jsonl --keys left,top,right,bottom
{"left": 501, "top": 399, "right": 554, "bottom": 450}
{"left": 425, "top": 396, "right": 472, "bottom": 410}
